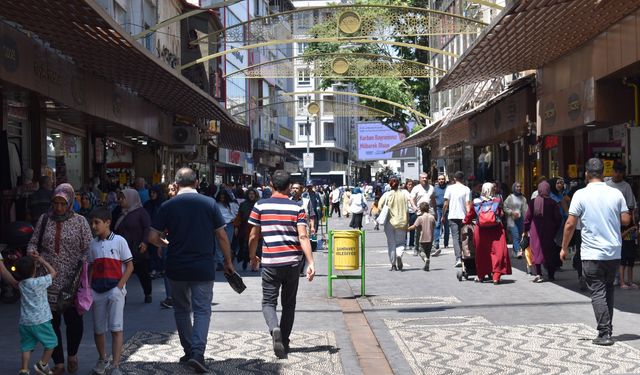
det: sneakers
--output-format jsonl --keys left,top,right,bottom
{"left": 396, "top": 256, "right": 403, "bottom": 271}
{"left": 592, "top": 334, "right": 614, "bottom": 346}
{"left": 18, "top": 370, "right": 29, "bottom": 375}
{"left": 108, "top": 367, "right": 123, "bottom": 375}
{"left": 516, "top": 251, "right": 523, "bottom": 259}
{"left": 144, "top": 295, "right": 152, "bottom": 304}
{"left": 92, "top": 359, "right": 109, "bottom": 375}
{"left": 187, "top": 354, "right": 208, "bottom": 373}
{"left": 423, "top": 260, "right": 430, "bottom": 272}
{"left": 432, "top": 249, "right": 442, "bottom": 257}
{"left": 533, "top": 275, "right": 543, "bottom": 283}
{"left": 271, "top": 327, "right": 287, "bottom": 359}
{"left": 33, "top": 361, "right": 51, "bottom": 375}
{"left": 454, "top": 260, "right": 462, "bottom": 268}
{"left": 179, "top": 354, "right": 190, "bottom": 363}
{"left": 160, "top": 298, "right": 173, "bottom": 309}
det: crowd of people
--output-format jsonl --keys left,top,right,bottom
{"left": 1, "top": 157, "right": 637, "bottom": 375}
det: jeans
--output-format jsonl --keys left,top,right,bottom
{"left": 448, "top": 219, "right": 463, "bottom": 262}
{"left": 170, "top": 280, "right": 214, "bottom": 357}
{"left": 215, "top": 224, "right": 234, "bottom": 265}
{"left": 51, "top": 307, "right": 84, "bottom": 365}
{"left": 434, "top": 206, "right": 449, "bottom": 248}
{"left": 384, "top": 220, "right": 406, "bottom": 264}
{"left": 582, "top": 260, "right": 619, "bottom": 336}
{"left": 262, "top": 265, "right": 300, "bottom": 348}
{"left": 508, "top": 217, "right": 524, "bottom": 256}
{"left": 162, "top": 247, "right": 172, "bottom": 299}
{"left": 407, "top": 212, "right": 417, "bottom": 247}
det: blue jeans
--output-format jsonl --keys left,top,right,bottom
{"left": 170, "top": 280, "right": 214, "bottom": 357}
{"left": 215, "top": 224, "right": 235, "bottom": 265}
{"left": 434, "top": 206, "right": 449, "bottom": 248}
{"left": 508, "top": 217, "right": 524, "bottom": 256}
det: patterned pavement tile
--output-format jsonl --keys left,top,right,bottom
{"left": 384, "top": 316, "right": 491, "bottom": 329}
{"left": 368, "top": 296, "right": 461, "bottom": 306}
{"left": 120, "top": 330, "right": 343, "bottom": 374}
{"left": 386, "top": 320, "right": 640, "bottom": 375}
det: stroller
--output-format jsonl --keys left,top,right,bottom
{"left": 456, "top": 224, "right": 477, "bottom": 281}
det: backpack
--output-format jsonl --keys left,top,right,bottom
{"left": 474, "top": 199, "right": 500, "bottom": 228}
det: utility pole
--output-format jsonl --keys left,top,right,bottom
{"left": 306, "top": 115, "right": 311, "bottom": 182}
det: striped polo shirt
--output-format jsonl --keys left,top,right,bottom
{"left": 88, "top": 232, "right": 133, "bottom": 293}
{"left": 248, "top": 192, "right": 307, "bottom": 267}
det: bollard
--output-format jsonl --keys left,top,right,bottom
{"left": 327, "top": 229, "right": 366, "bottom": 297}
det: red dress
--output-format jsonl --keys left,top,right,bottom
{"left": 464, "top": 197, "right": 512, "bottom": 281}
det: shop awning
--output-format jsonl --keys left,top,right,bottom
{"left": 435, "top": 0, "right": 640, "bottom": 92}
{"left": 0, "top": 0, "right": 250, "bottom": 151}
{"left": 387, "top": 122, "right": 439, "bottom": 152}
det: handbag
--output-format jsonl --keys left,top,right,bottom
{"left": 364, "top": 215, "right": 371, "bottom": 225}
{"left": 376, "top": 206, "right": 389, "bottom": 225}
{"left": 48, "top": 259, "right": 82, "bottom": 312}
{"left": 519, "top": 235, "right": 530, "bottom": 251}
{"left": 74, "top": 261, "right": 93, "bottom": 315}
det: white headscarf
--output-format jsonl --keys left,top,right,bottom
{"left": 114, "top": 188, "right": 143, "bottom": 230}
{"left": 481, "top": 182, "right": 495, "bottom": 200}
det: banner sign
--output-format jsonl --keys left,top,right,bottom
{"left": 357, "top": 122, "right": 417, "bottom": 161}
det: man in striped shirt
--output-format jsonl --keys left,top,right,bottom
{"left": 248, "top": 170, "right": 315, "bottom": 359}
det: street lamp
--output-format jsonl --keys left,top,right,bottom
{"left": 305, "top": 102, "right": 320, "bottom": 183}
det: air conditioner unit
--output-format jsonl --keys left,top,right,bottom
{"left": 171, "top": 126, "right": 200, "bottom": 145}
{"left": 185, "top": 145, "right": 208, "bottom": 163}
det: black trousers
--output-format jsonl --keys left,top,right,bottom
{"left": 331, "top": 202, "right": 341, "bottom": 217}
{"left": 51, "top": 307, "right": 84, "bottom": 365}
{"left": 133, "top": 258, "right": 153, "bottom": 296}
{"left": 262, "top": 265, "right": 300, "bottom": 347}
{"left": 583, "top": 259, "right": 619, "bottom": 336}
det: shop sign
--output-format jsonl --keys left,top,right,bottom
{"left": 567, "top": 164, "right": 578, "bottom": 179}
{"left": 543, "top": 101, "right": 556, "bottom": 126}
{"left": 543, "top": 135, "right": 558, "bottom": 150}
{"left": 603, "top": 159, "right": 614, "bottom": 177}
{"left": 568, "top": 93, "right": 581, "bottom": 121}
{"left": 118, "top": 173, "right": 127, "bottom": 185}
{"left": 1, "top": 34, "right": 18, "bottom": 72}
{"left": 33, "top": 61, "right": 61, "bottom": 84}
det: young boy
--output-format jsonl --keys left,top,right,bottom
{"left": 407, "top": 202, "right": 437, "bottom": 271}
{"left": 88, "top": 207, "right": 134, "bottom": 375}
{"left": 15, "top": 253, "right": 58, "bottom": 375}
{"left": 620, "top": 224, "right": 638, "bottom": 289}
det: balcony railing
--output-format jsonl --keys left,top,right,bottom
{"left": 253, "top": 139, "right": 286, "bottom": 155}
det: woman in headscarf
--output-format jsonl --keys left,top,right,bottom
{"left": 348, "top": 187, "right": 366, "bottom": 230}
{"left": 463, "top": 182, "right": 512, "bottom": 284}
{"left": 27, "top": 183, "right": 92, "bottom": 375}
{"left": 504, "top": 182, "right": 528, "bottom": 258}
{"left": 235, "top": 188, "right": 260, "bottom": 270}
{"left": 77, "top": 192, "right": 93, "bottom": 220}
{"left": 342, "top": 187, "right": 352, "bottom": 218}
{"left": 378, "top": 177, "right": 408, "bottom": 271}
{"left": 549, "top": 177, "right": 570, "bottom": 220}
{"left": 114, "top": 188, "right": 152, "bottom": 302}
{"left": 144, "top": 185, "right": 165, "bottom": 279}
{"left": 523, "top": 181, "right": 563, "bottom": 282}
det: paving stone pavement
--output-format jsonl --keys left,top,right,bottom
{"left": 0, "top": 213, "right": 639, "bottom": 374}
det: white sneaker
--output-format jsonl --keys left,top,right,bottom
{"left": 108, "top": 367, "right": 123, "bottom": 375}
{"left": 93, "top": 359, "right": 109, "bottom": 375}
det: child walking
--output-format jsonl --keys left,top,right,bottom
{"left": 370, "top": 201, "right": 381, "bottom": 230}
{"left": 407, "top": 202, "right": 437, "bottom": 271}
{"left": 16, "top": 253, "right": 58, "bottom": 375}
{"left": 620, "top": 224, "right": 638, "bottom": 289}
{"left": 88, "top": 208, "right": 134, "bottom": 375}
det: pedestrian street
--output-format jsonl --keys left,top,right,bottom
{"left": 2, "top": 216, "right": 639, "bottom": 374}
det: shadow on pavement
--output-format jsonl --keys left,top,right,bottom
{"left": 289, "top": 345, "right": 341, "bottom": 354}
{"left": 121, "top": 358, "right": 283, "bottom": 374}
{"left": 613, "top": 334, "right": 640, "bottom": 342}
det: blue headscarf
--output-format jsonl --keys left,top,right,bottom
{"left": 353, "top": 187, "right": 362, "bottom": 194}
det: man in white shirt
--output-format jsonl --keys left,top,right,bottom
{"left": 606, "top": 162, "right": 636, "bottom": 211}
{"left": 410, "top": 172, "right": 436, "bottom": 214}
{"left": 561, "top": 158, "right": 630, "bottom": 346}
{"left": 442, "top": 171, "right": 472, "bottom": 267}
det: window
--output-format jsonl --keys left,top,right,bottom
{"left": 298, "top": 123, "right": 310, "bottom": 136}
{"left": 113, "top": 0, "right": 127, "bottom": 26}
{"left": 323, "top": 95, "right": 334, "bottom": 114}
{"left": 298, "top": 42, "right": 308, "bottom": 55}
{"left": 297, "top": 68, "right": 310, "bottom": 85}
{"left": 324, "top": 122, "right": 335, "bottom": 141}
{"left": 297, "top": 95, "right": 310, "bottom": 113}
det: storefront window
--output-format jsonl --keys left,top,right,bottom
{"left": 47, "top": 129, "right": 84, "bottom": 190}
{"left": 548, "top": 148, "right": 559, "bottom": 178}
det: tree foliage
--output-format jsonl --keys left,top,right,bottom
{"left": 302, "top": 0, "right": 431, "bottom": 134}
